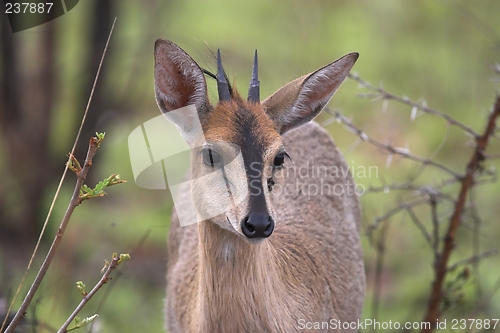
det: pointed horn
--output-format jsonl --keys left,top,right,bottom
{"left": 217, "top": 49, "right": 231, "bottom": 101}
{"left": 247, "top": 50, "right": 260, "bottom": 103}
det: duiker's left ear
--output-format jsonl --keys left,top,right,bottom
{"left": 262, "top": 53, "right": 358, "bottom": 134}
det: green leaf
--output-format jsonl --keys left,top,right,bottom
{"left": 118, "top": 253, "right": 131, "bottom": 264}
{"left": 67, "top": 314, "right": 99, "bottom": 332}
{"left": 76, "top": 281, "right": 87, "bottom": 296}
{"left": 95, "top": 132, "right": 105, "bottom": 148}
{"left": 82, "top": 185, "right": 93, "bottom": 194}
{"left": 101, "top": 259, "right": 110, "bottom": 274}
{"left": 79, "top": 174, "right": 126, "bottom": 201}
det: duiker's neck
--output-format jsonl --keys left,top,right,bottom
{"left": 195, "top": 220, "right": 289, "bottom": 333}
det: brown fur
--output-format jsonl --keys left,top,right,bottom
{"left": 203, "top": 92, "right": 280, "bottom": 147}
{"left": 154, "top": 39, "right": 365, "bottom": 333}
{"left": 166, "top": 123, "right": 364, "bottom": 333}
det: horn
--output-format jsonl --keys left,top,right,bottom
{"left": 217, "top": 49, "right": 231, "bottom": 101}
{"left": 247, "top": 50, "right": 260, "bottom": 103}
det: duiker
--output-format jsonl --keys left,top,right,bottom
{"left": 154, "top": 39, "right": 365, "bottom": 333}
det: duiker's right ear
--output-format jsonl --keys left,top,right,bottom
{"left": 154, "top": 39, "right": 210, "bottom": 142}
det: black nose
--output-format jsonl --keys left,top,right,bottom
{"left": 241, "top": 214, "right": 274, "bottom": 238}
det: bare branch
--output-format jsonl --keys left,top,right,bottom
{"left": 422, "top": 95, "right": 500, "bottom": 332}
{"left": 428, "top": 123, "right": 450, "bottom": 160}
{"left": 367, "top": 184, "right": 458, "bottom": 205}
{"left": 367, "top": 198, "right": 428, "bottom": 234}
{"left": 406, "top": 206, "right": 433, "bottom": 249}
{"left": 367, "top": 183, "right": 425, "bottom": 193}
{"left": 447, "top": 249, "right": 498, "bottom": 272}
{"left": 348, "top": 73, "right": 479, "bottom": 137}
{"left": 470, "top": 189, "right": 483, "bottom": 300}
{"left": 325, "top": 108, "right": 462, "bottom": 178}
{"left": 370, "top": 222, "right": 389, "bottom": 333}
{"left": 471, "top": 274, "right": 500, "bottom": 318}
{"left": 484, "top": 153, "right": 500, "bottom": 159}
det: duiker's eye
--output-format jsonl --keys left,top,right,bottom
{"left": 273, "top": 153, "right": 286, "bottom": 167}
{"left": 273, "top": 152, "right": 291, "bottom": 168}
{"left": 202, "top": 148, "right": 221, "bottom": 167}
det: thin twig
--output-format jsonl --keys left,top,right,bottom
{"left": 469, "top": 189, "right": 483, "bottom": 301}
{"left": 428, "top": 123, "right": 450, "bottom": 161}
{"left": 367, "top": 183, "right": 425, "bottom": 193}
{"left": 367, "top": 198, "right": 429, "bottom": 234}
{"left": 421, "top": 95, "right": 500, "bottom": 332}
{"left": 0, "top": 18, "right": 117, "bottom": 333}
{"left": 4, "top": 137, "right": 102, "bottom": 333}
{"left": 348, "top": 73, "right": 479, "bottom": 137}
{"left": 367, "top": 184, "right": 457, "bottom": 205}
{"left": 370, "top": 222, "right": 389, "bottom": 333}
{"left": 447, "top": 249, "right": 498, "bottom": 272}
{"left": 406, "top": 206, "right": 433, "bottom": 249}
{"left": 470, "top": 274, "right": 500, "bottom": 318}
{"left": 325, "top": 109, "right": 461, "bottom": 178}
{"left": 57, "top": 255, "right": 122, "bottom": 333}
{"left": 87, "top": 228, "right": 152, "bottom": 333}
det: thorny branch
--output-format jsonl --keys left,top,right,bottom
{"left": 325, "top": 109, "right": 461, "bottom": 178}
{"left": 447, "top": 249, "right": 498, "bottom": 273}
{"left": 324, "top": 73, "right": 499, "bottom": 332}
{"left": 422, "top": 95, "right": 500, "bottom": 331}
{"left": 348, "top": 73, "right": 479, "bottom": 137}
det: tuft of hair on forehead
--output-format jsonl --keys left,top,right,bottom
{"left": 202, "top": 88, "right": 280, "bottom": 148}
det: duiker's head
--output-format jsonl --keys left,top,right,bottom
{"left": 154, "top": 39, "right": 357, "bottom": 242}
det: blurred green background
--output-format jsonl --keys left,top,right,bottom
{"left": 1, "top": 0, "right": 499, "bottom": 332}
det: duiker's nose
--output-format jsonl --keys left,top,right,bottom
{"left": 241, "top": 214, "right": 274, "bottom": 238}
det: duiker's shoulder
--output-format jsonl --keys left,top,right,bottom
{"left": 282, "top": 121, "right": 342, "bottom": 161}
{"left": 283, "top": 121, "right": 335, "bottom": 145}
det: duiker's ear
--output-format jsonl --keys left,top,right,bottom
{"left": 154, "top": 39, "right": 210, "bottom": 143}
{"left": 262, "top": 53, "right": 358, "bottom": 134}
{"left": 154, "top": 39, "right": 209, "bottom": 113}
